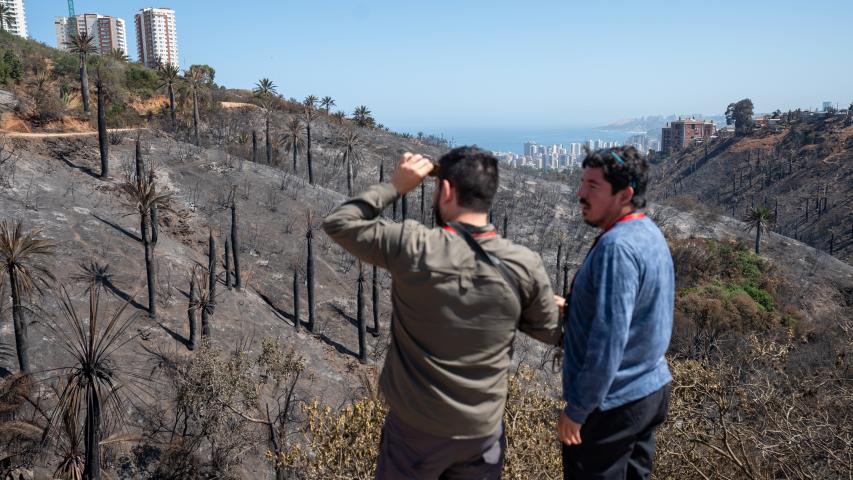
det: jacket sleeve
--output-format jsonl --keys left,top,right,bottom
{"left": 563, "top": 242, "right": 639, "bottom": 424}
{"left": 518, "top": 256, "right": 562, "bottom": 345}
{"left": 322, "top": 183, "right": 409, "bottom": 272}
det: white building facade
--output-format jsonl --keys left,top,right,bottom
{"left": 55, "top": 14, "right": 128, "bottom": 55}
{"left": 1, "top": 0, "right": 27, "bottom": 38}
{"left": 135, "top": 7, "right": 179, "bottom": 69}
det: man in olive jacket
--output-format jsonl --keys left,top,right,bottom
{"left": 323, "top": 147, "right": 562, "bottom": 479}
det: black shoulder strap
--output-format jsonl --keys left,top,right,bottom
{"left": 449, "top": 222, "right": 524, "bottom": 310}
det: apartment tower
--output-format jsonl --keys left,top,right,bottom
{"left": 0, "top": 0, "right": 27, "bottom": 38}
{"left": 55, "top": 14, "right": 128, "bottom": 55}
{"left": 135, "top": 7, "right": 179, "bottom": 69}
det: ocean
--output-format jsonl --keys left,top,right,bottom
{"left": 424, "top": 127, "right": 638, "bottom": 154}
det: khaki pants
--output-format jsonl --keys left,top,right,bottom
{"left": 375, "top": 412, "right": 505, "bottom": 480}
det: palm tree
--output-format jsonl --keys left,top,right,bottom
{"left": 281, "top": 117, "right": 305, "bottom": 174}
{"left": 46, "top": 285, "right": 140, "bottom": 480}
{"left": 743, "top": 206, "right": 775, "bottom": 255}
{"left": 0, "top": 4, "right": 16, "bottom": 31}
{"left": 303, "top": 95, "right": 318, "bottom": 110}
{"left": 65, "top": 33, "right": 96, "bottom": 114}
{"left": 108, "top": 49, "right": 129, "bottom": 62}
{"left": 184, "top": 66, "right": 210, "bottom": 146}
{"left": 0, "top": 220, "right": 54, "bottom": 373}
{"left": 320, "top": 96, "right": 335, "bottom": 114}
{"left": 303, "top": 103, "right": 319, "bottom": 185}
{"left": 121, "top": 179, "right": 172, "bottom": 319}
{"left": 158, "top": 65, "right": 180, "bottom": 131}
{"left": 339, "top": 128, "right": 361, "bottom": 196}
{"left": 352, "top": 105, "right": 373, "bottom": 127}
{"left": 331, "top": 111, "right": 346, "bottom": 125}
{"left": 253, "top": 78, "right": 279, "bottom": 165}
{"left": 96, "top": 74, "right": 108, "bottom": 178}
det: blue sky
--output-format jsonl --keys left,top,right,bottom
{"left": 23, "top": 0, "right": 853, "bottom": 131}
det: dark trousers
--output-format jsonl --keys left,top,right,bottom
{"left": 562, "top": 383, "right": 671, "bottom": 480}
{"left": 375, "top": 411, "right": 506, "bottom": 480}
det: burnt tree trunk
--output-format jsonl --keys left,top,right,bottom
{"left": 9, "top": 270, "right": 29, "bottom": 373}
{"left": 231, "top": 202, "right": 242, "bottom": 289}
{"left": 83, "top": 385, "right": 102, "bottom": 480}
{"left": 293, "top": 270, "right": 300, "bottom": 331}
{"left": 372, "top": 265, "right": 380, "bottom": 336}
{"left": 357, "top": 265, "right": 367, "bottom": 363}
{"left": 188, "top": 275, "right": 197, "bottom": 350}
{"left": 224, "top": 238, "right": 232, "bottom": 290}
{"left": 252, "top": 130, "right": 258, "bottom": 164}
{"left": 97, "top": 79, "right": 108, "bottom": 178}
{"left": 306, "top": 229, "right": 315, "bottom": 332}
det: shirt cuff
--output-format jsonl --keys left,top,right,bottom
{"left": 563, "top": 403, "right": 591, "bottom": 425}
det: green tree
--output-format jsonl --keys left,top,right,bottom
{"left": 158, "top": 64, "right": 180, "bottom": 131}
{"left": 352, "top": 105, "right": 374, "bottom": 127}
{"left": 726, "top": 98, "right": 754, "bottom": 136}
{"left": 281, "top": 117, "right": 305, "bottom": 174}
{"left": 0, "top": 220, "right": 54, "bottom": 373}
{"left": 65, "top": 33, "right": 96, "bottom": 114}
{"left": 254, "top": 78, "right": 279, "bottom": 165}
{"left": 320, "top": 96, "right": 335, "bottom": 114}
{"left": 743, "top": 206, "right": 775, "bottom": 255}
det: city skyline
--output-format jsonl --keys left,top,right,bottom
{"left": 18, "top": 0, "right": 853, "bottom": 132}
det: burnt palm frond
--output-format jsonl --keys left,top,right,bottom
{"left": 280, "top": 117, "right": 305, "bottom": 152}
{"left": 43, "top": 285, "right": 144, "bottom": 480}
{"left": 120, "top": 178, "right": 174, "bottom": 218}
{"left": 0, "top": 220, "right": 56, "bottom": 300}
{"left": 70, "top": 261, "right": 113, "bottom": 294}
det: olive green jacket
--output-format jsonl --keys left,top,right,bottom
{"left": 322, "top": 182, "right": 561, "bottom": 438}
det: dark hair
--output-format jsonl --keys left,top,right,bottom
{"left": 581, "top": 145, "right": 649, "bottom": 208}
{"left": 436, "top": 146, "right": 499, "bottom": 212}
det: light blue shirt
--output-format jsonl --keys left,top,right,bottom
{"left": 563, "top": 215, "right": 674, "bottom": 424}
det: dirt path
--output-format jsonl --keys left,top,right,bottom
{"left": 2, "top": 128, "right": 141, "bottom": 138}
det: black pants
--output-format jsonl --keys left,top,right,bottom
{"left": 375, "top": 412, "right": 505, "bottom": 480}
{"left": 562, "top": 383, "right": 671, "bottom": 480}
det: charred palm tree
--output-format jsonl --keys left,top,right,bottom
{"left": 281, "top": 117, "right": 305, "bottom": 175}
{"left": 158, "top": 64, "right": 180, "bottom": 131}
{"left": 121, "top": 179, "right": 172, "bottom": 319}
{"left": 254, "top": 78, "right": 279, "bottom": 165}
{"left": 96, "top": 74, "right": 108, "bottom": 178}
{"left": 231, "top": 199, "right": 242, "bottom": 290}
{"left": 305, "top": 211, "right": 316, "bottom": 332}
{"left": 187, "top": 273, "right": 197, "bottom": 350}
{"left": 45, "top": 285, "right": 141, "bottom": 480}
{"left": 371, "top": 264, "right": 379, "bottom": 336}
{"left": 357, "top": 262, "right": 367, "bottom": 363}
{"left": 65, "top": 33, "right": 96, "bottom": 114}
{"left": 339, "top": 128, "right": 361, "bottom": 196}
{"left": 192, "top": 266, "right": 215, "bottom": 338}
{"left": 184, "top": 66, "right": 210, "bottom": 146}
{"left": 0, "top": 221, "right": 55, "bottom": 373}
{"left": 293, "top": 269, "right": 300, "bottom": 331}
{"left": 303, "top": 103, "right": 319, "bottom": 185}
{"left": 744, "top": 206, "right": 775, "bottom": 255}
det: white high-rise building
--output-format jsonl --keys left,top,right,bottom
{"left": 55, "top": 14, "right": 128, "bottom": 56}
{"left": 1, "top": 0, "right": 27, "bottom": 38}
{"left": 135, "top": 7, "right": 179, "bottom": 69}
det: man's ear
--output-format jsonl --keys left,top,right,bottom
{"left": 619, "top": 186, "right": 635, "bottom": 207}
{"left": 440, "top": 179, "right": 453, "bottom": 204}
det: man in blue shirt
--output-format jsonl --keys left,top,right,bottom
{"left": 557, "top": 146, "right": 674, "bottom": 479}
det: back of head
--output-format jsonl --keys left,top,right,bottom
{"left": 581, "top": 145, "right": 650, "bottom": 208}
{"left": 437, "top": 146, "right": 499, "bottom": 213}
